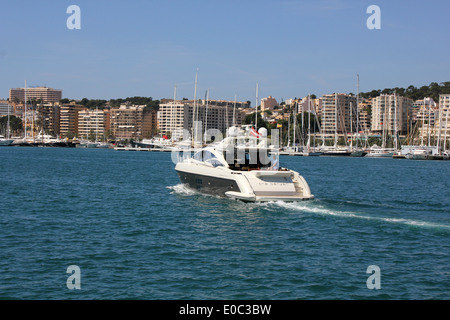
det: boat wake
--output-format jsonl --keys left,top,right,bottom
{"left": 270, "top": 200, "right": 450, "bottom": 231}
{"left": 167, "top": 184, "right": 199, "bottom": 196}
{"left": 167, "top": 184, "right": 450, "bottom": 231}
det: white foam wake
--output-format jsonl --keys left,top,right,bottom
{"left": 167, "top": 183, "right": 198, "bottom": 196}
{"left": 166, "top": 186, "right": 450, "bottom": 231}
{"left": 269, "top": 201, "right": 450, "bottom": 231}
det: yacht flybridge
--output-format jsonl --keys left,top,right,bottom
{"left": 174, "top": 126, "right": 314, "bottom": 202}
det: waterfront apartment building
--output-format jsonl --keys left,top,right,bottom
{"left": 297, "top": 96, "right": 319, "bottom": 114}
{"left": 0, "top": 100, "right": 13, "bottom": 117}
{"left": 59, "top": 103, "right": 85, "bottom": 137}
{"left": 158, "top": 102, "right": 245, "bottom": 141}
{"left": 411, "top": 97, "right": 436, "bottom": 122}
{"left": 157, "top": 102, "right": 187, "bottom": 140}
{"left": 371, "top": 94, "right": 413, "bottom": 135}
{"left": 201, "top": 99, "right": 250, "bottom": 109}
{"left": 110, "top": 104, "right": 145, "bottom": 140}
{"left": 358, "top": 99, "right": 372, "bottom": 135}
{"left": 9, "top": 86, "right": 62, "bottom": 103}
{"left": 78, "top": 108, "right": 110, "bottom": 139}
{"left": 142, "top": 109, "right": 158, "bottom": 139}
{"left": 320, "top": 93, "right": 357, "bottom": 137}
{"left": 38, "top": 103, "right": 60, "bottom": 136}
{"left": 437, "top": 94, "right": 450, "bottom": 143}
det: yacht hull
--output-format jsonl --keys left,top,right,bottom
{"left": 366, "top": 152, "right": 393, "bottom": 158}
{"left": 175, "top": 163, "right": 314, "bottom": 202}
{"left": 176, "top": 170, "right": 241, "bottom": 196}
{"left": 321, "top": 151, "right": 352, "bottom": 157}
{"left": 0, "top": 139, "right": 14, "bottom": 146}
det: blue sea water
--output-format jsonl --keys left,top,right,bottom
{"left": 0, "top": 147, "right": 449, "bottom": 300}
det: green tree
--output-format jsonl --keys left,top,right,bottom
{"left": 242, "top": 112, "right": 268, "bottom": 129}
{"left": 0, "top": 115, "right": 22, "bottom": 135}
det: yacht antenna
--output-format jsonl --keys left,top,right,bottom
{"left": 192, "top": 69, "right": 198, "bottom": 147}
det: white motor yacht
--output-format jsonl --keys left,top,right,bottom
{"left": 174, "top": 126, "right": 314, "bottom": 202}
{"left": 0, "top": 136, "right": 14, "bottom": 146}
{"left": 365, "top": 145, "right": 394, "bottom": 158}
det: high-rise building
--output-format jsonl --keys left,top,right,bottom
{"left": 158, "top": 101, "right": 244, "bottom": 141}
{"left": 110, "top": 104, "right": 145, "bottom": 140}
{"left": 157, "top": 102, "right": 187, "bottom": 139}
{"left": 142, "top": 109, "right": 158, "bottom": 139}
{"left": 295, "top": 96, "right": 317, "bottom": 114}
{"left": 371, "top": 94, "right": 413, "bottom": 135}
{"left": 320, "top": 93, "right": 357, "bottom": 137}
{"left": 436, "top": 94, "right": 450, "bottom": 145}
{"left": 358, "top": 98, "right": 372, "bottom": 135}
{"left": 78, "top": 108, "right": 109, "bottom": 139}
{"left": 9, "top": 86, "right": 62, "bottom": 103}
{"left": 38, "top": 103, "right": 60, "bottom": 136}
{"left": 0, "top": 100, "right": 13, "bottom": 117}
{"left": 59, "top": 103, "right": 85, "bottom": 137}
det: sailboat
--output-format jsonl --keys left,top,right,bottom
{"left": 366, "top": 94, "right": 396, "bottom": 158}
{"left": 0, "top": 136, "right": 14, "bottom": 146}
{"left": 404, "top": 99, "right": 439, "bottom": 160}
{"left": 442, "top": 108, "right": 449, "bottom": 160}
{"left": 321, "top": 93, "right": 351, "bottom": 156}
{"left": 349, "top": 75, "right": 367, "bottom": 157}
{"left": 280, "top": 101, "right": 303, "bottom": 156}
{"left": 299, "top": 95, "right": 321, "bottom": 156}
{"left": 0, "top": 102, "right": 13, "bottom": 146}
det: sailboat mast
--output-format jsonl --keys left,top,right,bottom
{"left": 444, "top": 108, "right": 449, "bottom": 152}
{"left": 421, "top": 103, "right": 425, "bottom": 146}
{"left": 192, "top": 70, "right": 198, "bottom": 147}
{"left": 233, "top": 94, "right": 236, "bottom": 127}
{"left": 172, "top": 85, "right": 177, "bottom": 142}
{"left": 287, "top": 110, "right": 291, "bottom": 147}
{"left": 436, "top": 102, "right": 442, "bottom": 152}
{"left": 204, "top": 89, "right": 209, "bottom": 145}
{"left": 31, "top": 99, "right": 35, "bottom": 142}
{"left": 307, "top": 94, "right": 311, "bottom": 151}
{"left": 255, "top": 83, "right": 259, "bottom": 129}
{"left": 293, "top": 101, "right": 297, "bottom": 150}
{"left": 334, "top": 93, "right": 338, "bottom": 148}
{"left": 356, "top": 74, "right": 360, "bottom": 147}
{"left": 350, "top": 101, "right": 353, "bottom": 148}
{"left": 24, "top": 80, "right": 27, "bottom": 139}
{"left": 394, "top": 93, "right": 398, "bottom": 151}
{"left": 427, "top": 100, "right": 431, "bottom": 146}
{"left": 95, "top": 106, "right": 98, "bottom": 142}
{"left": 382, "top": 96, "right": 386, "bottom": 149}
{"left": 301, "top": 99, "right": 304, "bottom": 147}
{"left": 7, "top": 102, "right": 11, "bottom": 139}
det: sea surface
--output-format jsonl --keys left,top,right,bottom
{"left": 0, "top": 147, "right": 449, "bottom": 300}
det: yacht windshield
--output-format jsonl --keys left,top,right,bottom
{"left": 193, "top": 150, "right": 224, "bottom": 167}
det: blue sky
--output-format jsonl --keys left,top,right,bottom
{"left": 0, "top": 0, "right": 449, "bottom": 104}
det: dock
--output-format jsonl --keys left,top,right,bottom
{"left": 114, "top": 147, "right": 173, "bottom": 152}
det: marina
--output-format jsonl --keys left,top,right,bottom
{"left": 1, "top": 0, "right": 449, "bottom": 303}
